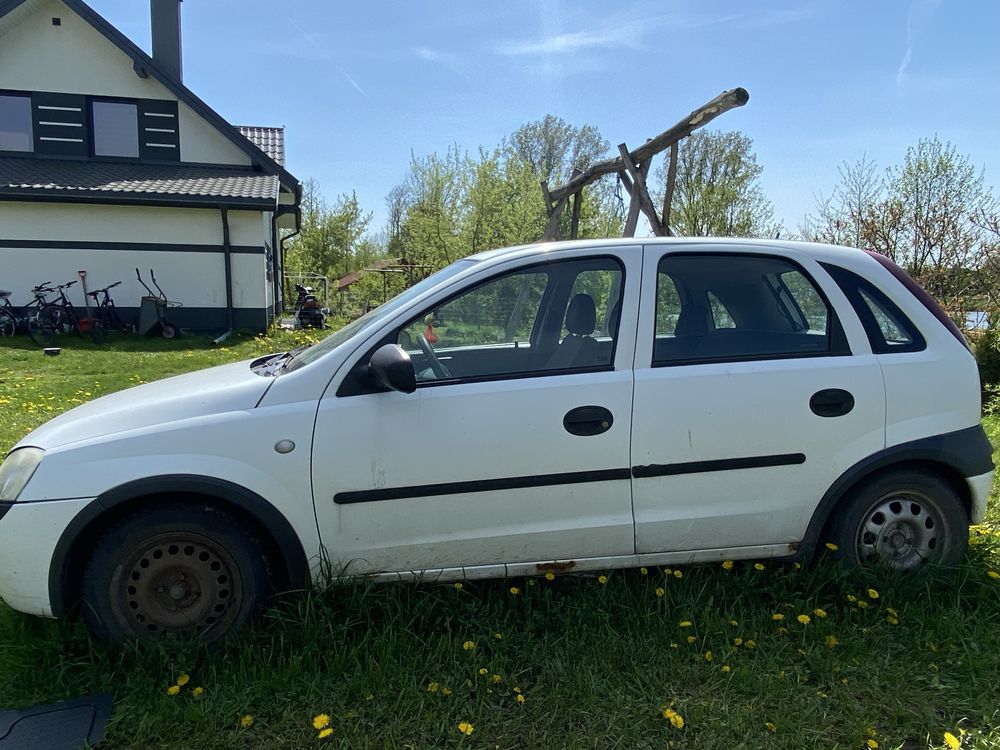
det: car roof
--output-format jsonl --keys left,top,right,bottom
{"left": 467, "top": 237, "right": 872, "bottom": 268}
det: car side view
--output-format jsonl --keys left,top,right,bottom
{"left": 0, "top": 238, "right": 993, "bottom": 642}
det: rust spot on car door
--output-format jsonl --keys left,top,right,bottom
{"left": 535, "top": 560, "right": 577, "bottom": 572}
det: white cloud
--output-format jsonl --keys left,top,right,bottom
{"left": 897, "top": 0, "right": 943, "bottom": 89}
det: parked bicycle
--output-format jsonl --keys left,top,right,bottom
{"left": 87, "top": 281, "right": 132, "bottom": 334}
{"left": 0, "top": 283, "right": 61, "bottom": 346}
{"left": 39, "top": 280, "right": 104, "bottom": 344}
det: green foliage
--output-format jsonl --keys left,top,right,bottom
{"left": 976, "top": 328, "right": 1000, "bottom": 387}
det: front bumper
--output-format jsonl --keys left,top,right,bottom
{"left": 0, "top": 497, "right": 93, "bottom": 618}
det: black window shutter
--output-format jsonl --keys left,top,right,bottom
{"left": 138, "top": 99, "right": 180, "bottom": 161}
{"left": 31, "top": 92, "right": 87, "bottom": 156}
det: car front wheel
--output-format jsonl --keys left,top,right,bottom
{"left": 829, "top": 469, "right": 968, "bottom": 571}
{"left": 80, "top": 502, "right": 273, "bottom": 643}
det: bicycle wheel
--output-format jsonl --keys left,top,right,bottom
{"left": 0, "top": 310, "right": 15, "bottom": 337}
{"left": 26, "top": 307, "right": 57, "bottom": 346}
{"left": 87, "top": 318, "right": 105, "bottom": 345}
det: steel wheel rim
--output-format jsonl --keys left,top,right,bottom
{"left": 111, "top": 532, "right": 243, "bottom": 639}
{"left": 855, "top": 490, "right": 943, "bottom": 570}
{"left": 0, "top": 312, "right": 14, "bottom": 336}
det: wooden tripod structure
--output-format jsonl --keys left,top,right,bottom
{"left": 540, "top": 87, "right": 749, "bottom": 241}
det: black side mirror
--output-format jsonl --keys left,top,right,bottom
{"left": 369, "top": 344, "right": 416, "bottom": 394}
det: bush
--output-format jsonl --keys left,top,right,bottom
{"left": 976, "top": 327, "right": 1000, "bottom": 387}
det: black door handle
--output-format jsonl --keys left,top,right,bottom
{"left": 810, "top": 389, "right": 855, "bottom": 417}
{"left": 564, "top": 405, "right": 614, "bottom": 436}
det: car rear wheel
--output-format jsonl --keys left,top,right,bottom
{"left": 80, "top": 503, "right": 274, "bottom": 643}
{"left": 828, "top": 469, "right": 968, "bottom": 571}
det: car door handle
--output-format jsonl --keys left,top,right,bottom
{"left": 563, "top": 406, "right": 614, "bottom": 436}
{"left": 810, "top": 389, "right": 855, "bottom": 417}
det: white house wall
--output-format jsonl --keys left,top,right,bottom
{"left": 0, "top": 0, "right": 252, "bottom": 166}
{"left": 0, "top": 202, "right": 272, "bottom": 331}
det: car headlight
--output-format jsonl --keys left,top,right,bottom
{"left": 0, "top": 447, "right": 44, "bottom": 501}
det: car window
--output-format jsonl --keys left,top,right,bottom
{"left": 653, "top": 253, "right": 840, "bottom": 365}
{"left": 398, "top": 257, "right": 624, "bottom": 384}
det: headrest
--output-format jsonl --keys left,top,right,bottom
{"left": 566, "top": 294, "right": 596, "bottom": 335}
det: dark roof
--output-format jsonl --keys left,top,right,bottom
{"left": 0, "top": 0, "right": 300, "bottom": 195}
{"left": 237, "top": 126, "right": 285, "bottom": 167}
{"left": 0, "top": 157, "right": 279, "bottom": 207}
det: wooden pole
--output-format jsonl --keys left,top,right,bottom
{"left": 662, "top": 143, "right": 678, "bottom": 236}
{"left": 569, "top": 169, "right": 583, "bottom": 239}
{"left": 618, "top": 144, "right": 666, "bottom": 236}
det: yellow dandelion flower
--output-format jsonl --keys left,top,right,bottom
{"left": 765, "top": 721, "right": 777, "bottom": 733}
{"left": 490, "top": 674, "right": 502, "bottom": 683}
{"left": 885, "top": 607, "right": 898, "bottom": 617}
{"left": 458, "top": 721, "right": 474, "bottom": 736}
{"left": 729, "top": 619, "right": 738, "bottom": 626}
{"left": 670, "top": 642, "right": 679, "bottom": 648}
{"left": 166, "top": 685, "right": 180, "bottom": 696}
{"left": 426, "top": 682, "right": 439, "bottom": 693}
{"left": 866, "top": 727, "right": 877, "bottom": 739}
{"left": 944, "top": 731, "right": 960, "bottom": 749}
{"left": 721, "top": 665, "right": 731, "bottom": 673}
{"left": 771, "top": 613, "right": 785, "bottom": 621}
{"left": 793, "top": 562, "right": 802, "bottom": 569}
{"left": 640, "top": 567, "right": 648, "bottom": 575}
{"left": 453, "top": 582, "right": 463, "bottom": 590}
{"left": 662, "top": 707, "right": 685, "bottom": 729}
{"left": 192, "top": 686, "right": 205, "bottom": 698}
{"left": 847, "top": 594, "right": 857, "bottom": 602}
{"left": 988, "top": 571, "right": 1000, "bottom": 580}
{"left": 722, "top": 560, "right": 734, "bottom": 570}
{"left": 857, "top": 600, "right": 869, "bottom": 609}
{"left": 817, "top": 691, "right": 828, "bottom": 698}
{"left": 175, "top": 674, "right": 190, "bottom": 687}
{"left": 825, "top": 635, "right": 839, "bottom": 648}
{"left": 704, "top": 650, "right": 713, "bottom": 662}
{"left": 824, "top": 542, "right": 839, "bottom": 551}
{"left": 313, "top": 714, "right": 331, "bottom": 730}
{"left": 598, "top": 575, "right": 608, "bottom": 585}
{"left": 655, "top": 587, "right": 665, "bottom": 597}
{"left": 545, "top": 572, "right": 555, "bottom": 581}
{"left": 509, "top": 586, "right": 520, "bottom": 595}
{"left": 318, "top": 727, "right": 333, "bottom": 739}
{"left": 516, "top": 694, "right": 525, "bottom": 704}
{"left": 462, "top": 640, "right": 475, "bottom": 651}
{"left": 679, "top": 620, "right": 693, "bottom": 628}
{"left": 754, "top": 562, "right": 765, "bottom": 571}
{"left": 478, "top": 668, "right": 488, "bottom": 675}
{"left": 734, "top": 637, "right": 743, "bottom": 646}
{"left": 813, "top": 608, "right": 827, "bottom": 618}
{"left": 527, "top": 578, "right": 536, "bottom": 586}
{"left": 673, "top": 569, "right": 683, "bottom": 578}
{"left": 777, "top": 626, "right": 788, "bottom": 635}
{"left": 465, "top": 679, "right": 473, "bottom": 688}
{"left": 686, "top": 635, "right": 698, "bottom": 643}
{"left": 866, "top": 739, "right": 878, "bottom": 749}
{"left": 441, "top": 687, "right": 453, "bottom": 696}
{"left": 797, "top": 614, "right": 811, "bottom": 625}
{"left": 887, "top": 615, "right": 899, "bottom": 625}
{"left": 513, "top": 686, "right": 522, "bottom": 694}
{"left": 745, "top": 639, "right": 757, "bottom": 649}
{"left": 494, "top": 632, "right": 502, "bottom": 640}
{"left": 867, "top": 588, "right": 880, "bottom": 599}
{"left": 239, "top": 714, "right": 254, "bottom": 729}
{"left": 664, "top": 567, "right": 673, "bottom": 575}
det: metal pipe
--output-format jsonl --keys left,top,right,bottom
{"left": 213, "top": 207, "right": 234, "bottom": 345}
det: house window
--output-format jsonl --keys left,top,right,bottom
{"left": 0, "top": 94, "right": 33, "bottom": 152}
{"left": 92, "top": 100, "right": 139, "bottom": 157}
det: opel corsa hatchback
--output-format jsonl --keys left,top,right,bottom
{"left": 0, "top": 239, "right": 993, "bottom": 641}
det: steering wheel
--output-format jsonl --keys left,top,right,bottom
{"left": 417, "top": 333, "right": 451, "bottom": 379}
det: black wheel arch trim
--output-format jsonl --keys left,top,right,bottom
{"left": 47, "top": 475, "right": 310, "bottom": 617}
{"left": 793, "top": 424, "right": 993, "bottom": 561}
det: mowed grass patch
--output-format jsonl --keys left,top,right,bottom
{"left": 0, "top": 332, "right": 998, "bottom": 748}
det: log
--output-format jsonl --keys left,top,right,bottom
{"left": 618, "top": 144, "right": 666, "bottom": 236}
{"left": 662, "top": 143, "right": 678, "bottom": 236}
{"left": 548, "top": 87, "right": 748, "bottom": 203}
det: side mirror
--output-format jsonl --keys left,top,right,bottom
{"left": 369, "top": 344, "right": 416, "bottom": 394}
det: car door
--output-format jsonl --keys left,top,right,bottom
{"left": 311, "top": 249, "right": 640, "bottom": 576}
{"left": 630, "top": 245, "right": 886, "bottom": 555}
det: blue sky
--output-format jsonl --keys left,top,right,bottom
{"left": 95, "top": 0, "right": 999, "bottom": 236}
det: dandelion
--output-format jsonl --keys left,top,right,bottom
{"left": 426, "top": 683, "right": 439, "bottom": 693}
{"left": 192, "top": 687, "right": 204, "bottom": 698}
{"left": 777, "top": 627, "right": 788, "bottom": 635}
{"left": 866, "top": 727, "right": 877, "bottom": 739}
{"left": 771, "top": 613, "right": 785, "bottom": 621}
{"left": 988, "top": 571, "right": 1000, "bottom": 580}
{"left": 679, "top": 620, "right": 693, "bottom": 628}
{"left": 754, "top": 562, "right": 765, "bottom": 571}
{"left": 885, "top": 607, "right": 898, "bottom": 617}
{"left": 513, "top": 687, "right": 522, "bottom": 694}
{"left": 509, "top": 586, "right": 520, "bottom": 595}
{"left": 673, "top": 569, "right": 683, "bottom": 578}
{"left": 866, "top": 740, "right": 878, "bottom": 749}
{"left": 670, "top": 642, "right": 679, "bottom": 648}
{"left": 166, "top": 685, "right": 180, "bottom": 696}
{"left": 944, "top": 731, "right": 961, "bottom": 749}
{"left": 453, "top": 582, "right": 463, "bottom": 590}
{"left": 239, "top": 714, "right": 254, "bottom": 729}
{"left": 598, "top": 575, "right": 608, "bottom": 585}
{"left": 857, "top": 600, "right": 869, "bottom": 609}
{"left": 847, "top": 594, "right": 857, "bottom": 602}
{"left": 734, "top": 637, "right": 743, "bottom": 646}
{"left": 797, "top": 614, "right": 811, "bottom": 625}
{"left": 765, "top": 721, "right": 777, "bottom": 733}
{"left": 457, "top": 722, "right": 474, "bottom": 736}
{"left": 527, "top": 578, "right": 536, "bottom": 586}
{"left": 545, "top": 572, "right": 555, "bottom": 581}
{"left": 662, "top": 707, "right": 685, "bottom": 729}
{"left": 490, "top": 674, "right": 502, "bottom": 684}
{"left": 825, "top": 542, "right": 839, "bottom": 551}
{"left": 745, "top": 639, "right": 757, "bottom": 649}
{"left": 175, "top": 674, "right": 190, "bottom": 687}
{"left": 704, "top": 650, "right": 713, "bottom": 662}
{"left": 721, "top": 665, "right": 731, "bottom": 673}
{"left": 867, "top": 588, "right": 880, "bottom": 600}
{"left": 640, "top": 567, "right": 648, "bottom": 575}
{"left": 462, "top": 640, "right": 476, "bottom": 651}
{"left": 478, "top": 668, "right": 488, "bottom": 676}
{"left": 318, "top": 727, "right": 333, "bottom": 739}
{"left": 516, "top": 694, "right": 525, "bottom": 704}
{"left": 729, "top": 619, "right": 738, "bottom": 626}
{"left": 817, "top": 691, "right": 828, "bottom": 698}
{"left": 655, "top": 587, "right": 665, "bottom": 597}
{"left": 825, "top": 635, "right": 839, "bottom": 649}
{"left": 313, "top": 714, "right": 331, "bottom": 730}
{"left": 441, "top": 687, "right": 453, "bottom": 696}
{"left": 887, "top": 615, "right": 899, "bottom": 625}
{"left": 664, "top": 567, "right": 673, "bottom": 575}
{"left": 687, "top": 635, "right": 698, "bottom": 644}
{"left": 722, "top": 559, "right": 734, "bottom": 570}
{"left": 494, "top": 632, "right": 502, "bottom": 640}
{"left": 813, "top": 608, "right": 827, "bottom": 618}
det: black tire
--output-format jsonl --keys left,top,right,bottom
{"left": 161, "top": 323, "right": 177, "bottom": 339}
{"left": 828, "top": 469, "right": 968, "bottom": 571}
{"left": 26, "top": 307, "right": 57, "bottom": 346}
{"left": 0, "top": 310, "right": 15, "bottom": 337}
{"left": 80, "top": 503, "right": 274, "bottom": 643}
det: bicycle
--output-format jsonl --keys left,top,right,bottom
{"left": 1, "top": 283, "right": 60, "bottom": 346}
{"left": 87, "top": 281, "right": 132, "bottom": 334}
{"left": 39, "top": 281, "right": 104, "bottom": 344}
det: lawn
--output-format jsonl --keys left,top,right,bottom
{"left": 1, "top": 331, "right": 999, "bottom": 749}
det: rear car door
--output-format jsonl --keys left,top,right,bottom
{"left": 630, "top": 245, "right": 886, "bottom": 555}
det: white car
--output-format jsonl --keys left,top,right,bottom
{"left": 0, "top": 238, "right": 993, "bottom": 642}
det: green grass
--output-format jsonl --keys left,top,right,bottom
{"left": 1, "top": 332, "right": 1000, "bottom": 749}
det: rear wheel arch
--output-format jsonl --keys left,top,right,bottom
{"left": 49, "top": 475, "right": 309, "bottom": 617}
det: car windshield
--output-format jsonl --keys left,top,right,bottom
{"left": 282, "top": 260, "right": 477, "bottom": 372}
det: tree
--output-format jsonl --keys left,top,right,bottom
{"left": 653, "top": 130, "right": 781, "bottom": 238}
{"left": 285, "top": 178, "right": 373, "bottom": 282}
{"left": 503, "top": 115, "right": 608, "bottom": 186}
{"left": 802, "top": 155, "right": 882, "bottom": 247}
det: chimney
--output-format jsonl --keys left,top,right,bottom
{"left": 150, "top": 0, "right": 182, "bottom": 82}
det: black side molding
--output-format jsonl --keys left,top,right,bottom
{"left": 632, "top": 453, "right": 806, "bottom": 479}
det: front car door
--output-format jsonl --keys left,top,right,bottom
{"left": 630, "top": 244, "right": 886, "bottom": 558}
{"left": 312, "top": 246, "right": 640, "bottom": 577}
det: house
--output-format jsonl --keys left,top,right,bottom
{"left": 0, "top": 0, "right": 301, "bottom": 332}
